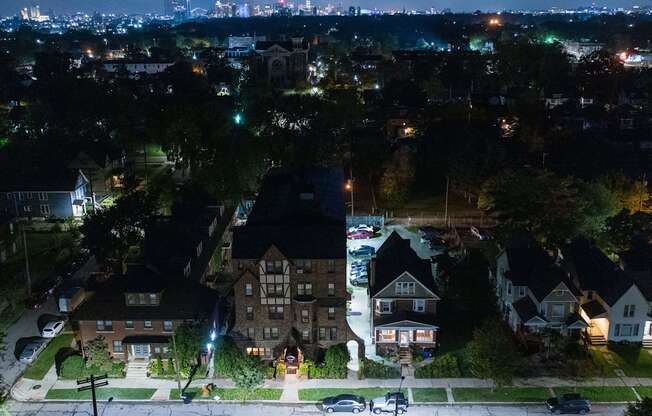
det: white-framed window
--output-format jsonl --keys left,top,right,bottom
{"left": 301, "top": 309, "right": 310, "bottom": 323}
{"left": 113, "top": 340, "right": 123, "bottom": 353}
{"left": 246, "top": 306, "right": 254, "bottom": 320}
{"left": 245, "top": 283, "right": 253, "bottom": 296}
{"left": 144, "top": 320, "right": 152, "bottom": 329}
{"left": 126, "top": 294, "right": 137, "bottom": 305}
{"left": 378, "top": 300, "right": 393, "bottom": 314}
{"left": 327, "top": 283, "right": 335, "bottom": 296}
{"left": 551, "top": 304, "right": 565, "bottom": 318}
{"left": 413, "top": 299, "right": 425, "bottom": 312}
{"left": 246, "top": 328, "right": 255, "bottom": 340}
{"left": 265, "top": 260, "right": 283, "bottom": 274}
{"left": 377, "top": 329, "right": 396, "bottom": 342}
{"left": 125, "top": 320, "right": 134, "bottom": 329}
{"left": 163, "top": 320, "right": 173, "bottom": 331}
{"left": 96, "top": 320, "right": 113, "bottom": 331}
{"left": 415, "top": 330, "right": 433, "bottom": 342}
{"left": 519, "top": 287, "right": 525, "bottom": 296}
{"left": 263, "top": 327, "right": 279, "bottom": 340}
{"left": 149, "top": 293, "right": 158, "bottom": 304}
{"left": 624, "top": 304, "right": 636, "bottom": 318}
{"left": 297, "top": 282, "right": 312, "bottom": 296}
{"left": 328, "top": 307, "right": 335, "bottom": 320}
{"left": 395, "top": 282, "right": 415, "bottom": 295}
{"left": 23, "top": 205, "right": 32, "bottom": 213}
{"left": 38, "top": 192, "right": 48, "bottom": 201}
{"left": 302, "top": 329, "right": 310, "bottom": 341}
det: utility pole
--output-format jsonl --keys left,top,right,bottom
{"left": 171, "top": 332, "right": 183, "bottom": 399}
{"left": 444, "top": 176, "right": 449, "bottom": 227}
{"left": 21, "top": 225, "right": 32, "bottom": 297}
{"left": 77, "top": 373, "right": 108, "bottom": 416}
{"left": 349, "top": 165, "right": 355, "bottom": 217}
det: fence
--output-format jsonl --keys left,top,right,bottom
{"left": 346, "top": 215, "right": 385, "bottom": 229}
{"left": 384, "top": 215, "right": 498, "bottom": 228}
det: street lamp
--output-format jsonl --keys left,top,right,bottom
{"left": 233, "top": 113, "right": 243, "bottom": 125}
{"left": 345, "top": 179, "right": 354, "bottom": 216}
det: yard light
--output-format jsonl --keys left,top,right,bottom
{"left": 234, "top": 113, "right": 243, "bottom": 125}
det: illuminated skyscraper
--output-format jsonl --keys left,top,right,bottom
{"left": 164, "top": 0, "right": 191, "bottom": 17}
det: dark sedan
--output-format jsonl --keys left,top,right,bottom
{"left": 322, "top": 394, "right": 366, "bottom": 413}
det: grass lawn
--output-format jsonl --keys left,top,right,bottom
{"left": 23, "top": 334, "right": 74, "bottom": 380}
{"left": 452, "top": 387, "right": 551, "bottom": 402}
{"left": 554, "top": 386, "right": 637, "bottom": 402}
{"left": 635, "top": 386, "right": 652, "bottom": 398}
{"left": 170, "top": 388, "right": 282, "bottom": 401}
{"left": 46, "top": 388, "right": 156, "bottom": 400}
{"left": 298, "top": 388, "right": 389, "bottom": 402}
{"left": 599, "top": 344, "right": 652, "bottom": 377}
{"left": 412, "top": 388, "right": 448, "bottom": 402}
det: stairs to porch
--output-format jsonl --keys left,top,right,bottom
{"left": 589, "top": 334, "right": 607, "bottom": 346}
{"left": 399, "top": 347, "right": 412, "bottom": 365}
{"left": 126, "top": 360, "right": 149, "bottom": 379}
{"left": 643, "top": 339, "right": 652, "bottom": 349}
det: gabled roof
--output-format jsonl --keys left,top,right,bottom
{"left": 502, "top": 235, "right": 552, "bottom": 286}
{"left": 512, "top": 295, "right": 546, "bottom": 325}
{"left": 0, "top": 168, "right": 87, "bottom": 192}
{"left": 528, "top": 267, "right": 581, "bottom": 302}
{"left": 563, "top": 238, "right": 634, "bottom": 306}
{"left": 565, "top": 313, "right": 589, "bottom": 329}
{"left": 373, "top": 310, "right": 438, "bottom": 327}
{"left": 370, "top": 231, "right": 438, "bottom": 297}
{"left": 73, "top": 265, "right": 218, "bottom": 321}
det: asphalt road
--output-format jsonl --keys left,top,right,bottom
{"left": 4, "top": 402, "right": 628, "bottom": 416}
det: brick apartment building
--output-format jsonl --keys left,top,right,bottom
{"left": 230, "top": 168, "right": 353, "bottom": 363}
{"left": 74, "top": 265, "right": 219, "bottom": 361}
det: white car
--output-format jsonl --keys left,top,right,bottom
{"left": 41, "top": 320, "right": 65, "bottom": 338}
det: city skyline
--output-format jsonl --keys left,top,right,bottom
{"left": 1, "top": 0, "right": 651, "bottom": 17}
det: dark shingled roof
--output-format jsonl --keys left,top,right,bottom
{"left": 73, "top": 266, "right": 218, "bottom": 321}
{"left": 0, "top": 169, "right": 86, "bottom": 192}
{"left": 512, "top": 295, "right": 546, "bottom": 324}
{"left": 503, "top": 236, "right": 552, "bottom": 286}
{"left": 563, "top": 238, "right": 634, "bottom": 306}
{"left": 370, "top": 231, "right": 438, "bottom": 297}
{"left": 232, "top": 168, "right": 346, "bottom": 260}
{"left": 580, "top": 300, "right": 607, "bottom": 319}
{"left": 373, "top": 310, "right": 438, "bottom": 327}
{"left": 527, "top": 266, "right": 581, "bottom": 302}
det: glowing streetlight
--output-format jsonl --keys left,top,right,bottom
{"left": 233, "top": 113, "right": 243, "bottom": 125}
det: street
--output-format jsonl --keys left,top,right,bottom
{"left": 4, "top": 401, "right": 628, "bottom": 416}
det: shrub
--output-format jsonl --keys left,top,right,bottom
{"left": 232, "top": 357, "right": 264, "bottom": 390}
{"left": 299, "top": 360, "right": 313, "bottom": 377}
{"left": 264, "top": 366, "right": 276, "bottom": 379}
{"left": 360, "top": 358, "right": 400, "bottom": 379}
{"left": 59, "top": 355, "right": 85, "bottom": 379}
{"left": 214, "top": 337, "right": 245, "bottom": 377}
{"left": 276, "top": 362, "right": 286, "bottom": 378}
{"left": 151, "top": 356, "right": 164, "bottom": 376}
{"left": 322, "top": 344, "right": 350, "bottom": 378}
{"left": 415, "top": 353, "right": 461, "bottom": 378}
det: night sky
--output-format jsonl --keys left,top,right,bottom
{"left": 0, "top": 0, "right": 646, "bottom": 17}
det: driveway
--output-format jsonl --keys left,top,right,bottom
{"left": 0, "top": 255, "right": 96, "bottom": 389}
{"left": 0, "top": 296, "right": 59, "bottom": 389}
{"left": 346, "top": 225, "right": 442, "bottom": 358}
{"left": 5, "top": 401, "right": 628, "bottom": 416}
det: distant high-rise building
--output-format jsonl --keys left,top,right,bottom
{"left": 164, "top": 0, "right": 191, "bottom": 17}
{"left": 305, "top": 0, "right": 311, "bottom": 11}
{"left": 29, "top": 4, "right": 40, "bottom": 19}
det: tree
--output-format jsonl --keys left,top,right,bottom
{"left": 213, "top": 336, "right": 245, "bottom": 377}
{"left": 85, "top": 337, "right": 112, "bottom": 373}
{"left": 232, "top": 356, "right": 264, "bottom": 392}
{"left": 174, "top": 323, "right": 204, "bottom": 378}
{"left": 468, "top": 317, "right": 520, "bottom": 389}
{"left": 380, "top": 146, "right": 415, "bottom": 207}
{"left": 80, "top": 191, "right": 158, "bottom": 270}
{"left": 625, "top": 398, "right": 652, "bottom": 416}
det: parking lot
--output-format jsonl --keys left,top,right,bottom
{"left": 346, "top": 224, "right": 447, "bottom": 359}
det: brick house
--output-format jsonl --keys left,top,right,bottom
{"left": 230, "top": 168, "right": 353, "bottom": 364}
{"left": 73, "top": 265, "right": 220, "bottom": 362}
{"left": 369, "top": 231, "right": 440, "bottom": 359}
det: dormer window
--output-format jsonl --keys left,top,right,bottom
{"left": 125, "top": 292, "right": 161, "bottom": 306}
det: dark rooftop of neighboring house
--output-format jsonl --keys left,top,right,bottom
{"left": 232, "top": 168, "right": 346, "bottom": 260}
{"left": 581, "top": 299, "right": 607, "bottom": 319}
{"left": 503, "top": 235, "right": 553, "bottom": 286}
{"left": 563, "top": 238, "right": 634, "bottom": 306}
{"left": 512, "top": 295, "right": 544, "bottom": 324}
{"left": 0, "top": 168, "right": 86, "bottom": 192}
{"left": 370, "top": 231, "right": 438, "bottom": 297}
{"left": 527, "top": 265, "right": 581, "bottom": 302}
{"left": 73, "top": 266, "right": 217, "bottom": 321}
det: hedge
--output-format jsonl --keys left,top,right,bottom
{"left": 415, "top": 353, "right": 461, "bottom": 378}
{"left": 360, "top": 358, "right": 400, "bottom": 379}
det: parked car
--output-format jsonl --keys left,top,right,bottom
{"left": 24, "top": 292, "right": 48, "bottom": 310}
{"left": 322, "top": 394, "right": 366, "bottom": 413}
{"left": 350, "top": 276, "right": 369, "bottom": 286}
{"left": 370, "top": 392, "right": 409, "bottom": 414}
{"left": 418, "top": 226, "right": 443, "bottom": 239}
{"left": 19, "top": 339, "right": 48, "bottom": 363}
{"left": 546, "top": 393, "right": 591, "bottom": 414}
{"left": 428, "top": 239, "right": 447, "bottom": 253}
{"left": 349, "top": 245, "right": 376, "bottom": 257}
{"left": 349, "top": 224, "right": 374, "bottom": 233}
{"left": 58, "top": 286, "right": 86, "bottom": 313}
{"left": 347, "top": 229, "right": 374, "bottom": 240}
{"left": 41, "top": 320, "right": 65, "bottom": 338}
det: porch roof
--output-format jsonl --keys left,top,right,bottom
{"left": 513, "top": 295, "right": 547, "bottom": 325}
{"left": 122, "top": 335, "right": 170, "bottom": 345}
{"left": 581, "top": 300, "right": 607, "bottom": 319}
{"left": 373, "top": 310, "right": 437, "bottom": 328}
{"left": 565, "top": 313, "right": 589, "bottom": 329}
